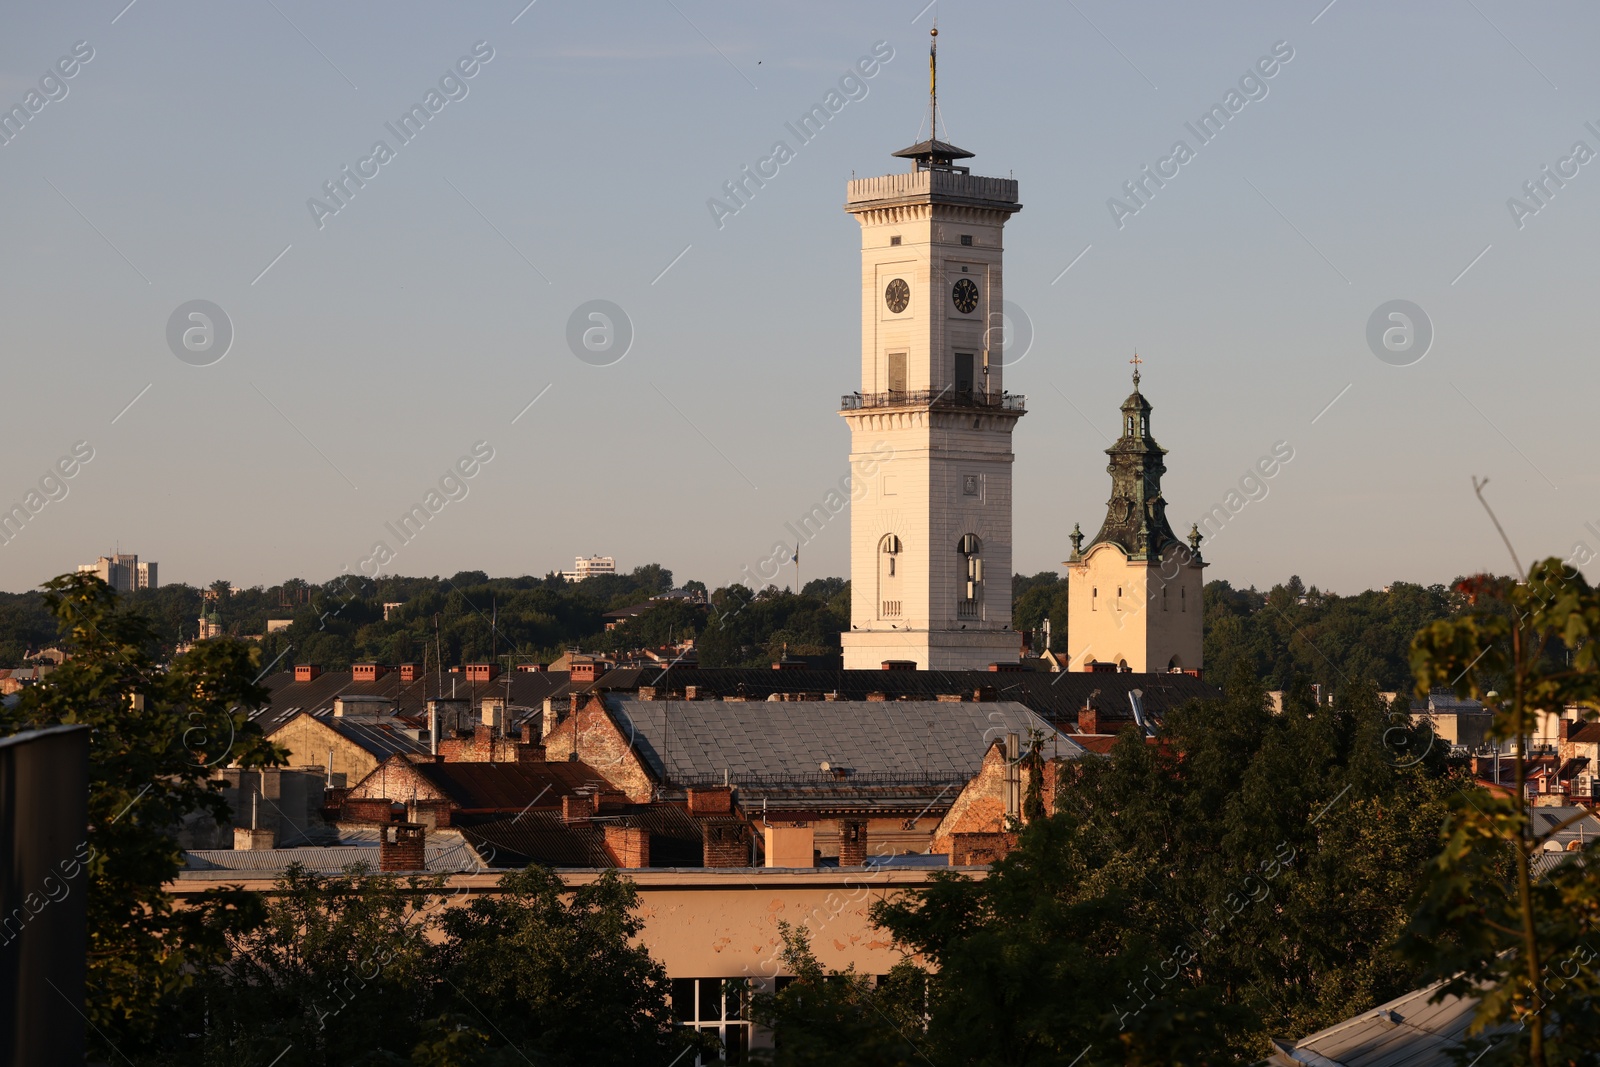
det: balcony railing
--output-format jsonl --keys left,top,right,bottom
{"left": 840, "top": 389, "right": 1026, "bottom": 413}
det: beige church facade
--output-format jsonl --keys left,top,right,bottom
{"left": 1063, "top": 371, "right": 1207, "bottom": 674}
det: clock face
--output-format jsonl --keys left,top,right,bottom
{"left": 884, "top": 278, "right": 910, "bottom": 314}
{"left": 952, "top": 278, "right": 979, "bottom": 314}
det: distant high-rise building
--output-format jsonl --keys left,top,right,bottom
{"left": 562, "top": 555, "right": 616, "bottom": 581}
{"left": 76, "top": 553, "right": 157, "bottom": 592}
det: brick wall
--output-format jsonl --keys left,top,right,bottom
{"left": 838, "top": 819, "right": 868, "bottom": 866}
{"left": 603, "top": 825, "right": 650, "bottom": 868}
{"left": 562, "top": 793, "right": 595, "bottom": 822}
{"left": 540, "top": 692, "right": 656, "bottom": 802}
{"left": 949, "top": 831, "right": 1015, "bottom": 866}
{"left": 686, "top": 786, "right": 733, "bottom": 816}
{"left": 380, "top": 823, "right": 427, "bottom": 871}
{"left": 702, "top": 822, "right": 751, "bottom": 867}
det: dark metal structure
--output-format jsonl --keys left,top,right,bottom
{"left": 0, "top": 724, "right": 90, "bottom": 1067}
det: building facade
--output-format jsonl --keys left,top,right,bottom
{"left": 1065, "top": 372, "right": 1206, "bottom": 674}
{"left": 563, "top": 555, "right": 616, "bottom": 581}
{"left": 76, "top": 553, "right": 157, "bottom": 592}
{"left": 839, "top": 135, "right": 1025, "bottom": 670}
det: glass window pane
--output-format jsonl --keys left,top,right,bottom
{"left": 700, "top": 978, "right": 721, "bottom": 1022}
{"left": 672, "top": 978, "right": 697, "bottom": 1022}
{"left": 725, "top": 1025, "right": 749, "bottom": 1064}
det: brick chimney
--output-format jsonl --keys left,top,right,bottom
{"left": 233, "top": 826, "right": 276, "bottom": 850}
{"left": 399, "top": 663, "right": 419, "bottom": 683}
{"left": 866, "top": 691, "right": 888, "bottom": 702}
{"left": 1078, "top": 705, "right": 1100, "bottom": 735}
{"left": 294, "top": 664, "right": 322, "bottom": 682}
{"left": 838, "top": 819, "right": 868, "bottom": 866}
{"left": 684, "top": 685, "right": 701, "bottom": 701}
{"left": 1561, "top": 718, "right": 1572, "bottom": 741}
{"left": 687, "top": 785, "right": 733, "bottom": 816}
{"left": 702, "top": 822, "right": 751, "bottom": 867}
{"left": 562, "top": 793, "right": 596, "bottom": 822}
{"left": 603, "top": 825, "right": 650, "bottom": 868}
{"left": 379, "top": 823, "right": 426, "bottom": 872}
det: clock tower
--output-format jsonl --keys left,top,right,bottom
{"left": 839, "top": 31, "right": 1025, "bottom": 669}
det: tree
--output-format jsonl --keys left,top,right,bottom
{"left": 1403, "top": 555, "right": 1600, "bottom": 1067}
{"left": 170, "top": 863, "right": 441, "bottom": 1066}
{"left": 868, "top": 676, "right": 1459, "bottom": 1063}
{"left": 433, "top": 867, "right": 704, "bottom": 1065}
{"left": 0, "top": 573, "right": 285, "bottom": 1053}
{"left": 748, "top": 922, "right": 928, "bottom": 1066}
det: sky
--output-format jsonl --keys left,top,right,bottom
{"left": 1, "top": 0, "right": 1596, "bottom": 596}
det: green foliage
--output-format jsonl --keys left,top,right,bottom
{"left": 1013, "top": 571, "right": 1070, "bottom": 651}
{"left": 432, "top": 866, "right": 699, "bottom": 1065}
{"left": 1402, "top": 558, "right": 1600, "bottom": 1067}
{"left": 0, "top": 573, "right": 286, "bottom": 1052}
{"left": 164, "top": 865, "right": 701, "bottom": 1067}
{"left": 172, "top": 863, "right": 442, "bottom": 1065}
{"left": 748, "top": 923, "right": 929, "bottom": 1066}
{"left": 868, "top": 679, "right": 1461, "bottom": 1063}
{"left": 1204, "top": 577, "right": 1465, "bottom": 692}
{"left": 698, "top": 583, "right": 849, "bottom": 667}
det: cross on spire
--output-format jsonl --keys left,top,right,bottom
{"left": 1129, "top": 351, "right": 1142, "bottom": 389}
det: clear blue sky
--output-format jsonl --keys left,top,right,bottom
{"left": 1, "top": 0, "right": 1594, "bottom": 595}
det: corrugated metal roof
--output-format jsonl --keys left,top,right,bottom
{"left": 409, "top": 761, "right": 608, "bottom": 810}
{"left": 1276, "top": 978, "right": 1509, "bottom": 1066}
{"left": 181, "top": 834, "right": 485, "bottom": 876}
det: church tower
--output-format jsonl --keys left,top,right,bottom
{"left": 840, "top": 29, "right": 1025, "bottom": 670}
{"left": 1064, "top": 364, "right": 1206, "bottom": 674}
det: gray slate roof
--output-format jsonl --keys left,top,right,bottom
{"left": 605, "top": 697, "right": 1079, "bottom": 787}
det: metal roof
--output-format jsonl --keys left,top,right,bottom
{"left": 1271, "top": 977, "right": 1509, "bottom": 1066}
{"left": 891, "top": 138, "right": 975, "bottom": 160}
{"left": 180, "top": 833, "right": 486, "bottom": 877}
{"left": 406, "top": 761, "right": 608, "bottom": 810}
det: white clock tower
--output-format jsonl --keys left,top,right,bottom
{"left": 839, "top": 30, "right": 1025, "bottom": 670}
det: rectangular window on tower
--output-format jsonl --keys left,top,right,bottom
{"left": 954, "top": 352, "right": 974, "bottom": 395}
{"left": 887, "top": 352, "right": 907, "bottom": 393}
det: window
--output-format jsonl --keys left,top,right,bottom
{"left": 958, "top": 534, "right": 983, "bottom": 619}
{"left": 1092, "top": 586, "right": 1098, "bottom": 611}
{"left": 887, "top": 352, "right": 907, "bottom": 393}
{"left": 954, "top": 352, "right": 974, "bottom": 393}
{"left": 879, "top": 535, "right": 903, "bottom": 619}
{"left": 1181, "top": 587, "right": 1186, "bottom": 612}
{"left": 889, "top": 235, "right": 902, "bottom": 246}
{"left": 960, "top": 234, "right": 973, "bottom": 245}
{"left": 672, "top": 978, "right": 749, "bottom": 1064}
{"left": 1162, "top": 586, "right": 1168, "bottom": 611}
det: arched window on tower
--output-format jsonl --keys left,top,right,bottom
{"left": 957, "top": 534, "right": 982, "bottom": 620}
{"left": 878, "top": 535, "right": 902, "bottom": 619}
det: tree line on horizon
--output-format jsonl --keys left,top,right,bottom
{"left": 0, "top": 565, "right": 1476, "bottom": 688}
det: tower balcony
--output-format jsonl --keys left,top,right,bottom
{"left": 840, "top": 389, "right": 1025, "bottom": 414}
